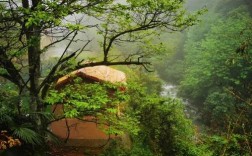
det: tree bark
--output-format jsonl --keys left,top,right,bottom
{"left": 23, "top": 0, "right": 42, "bottom": 112}
{"left": 27, "top": 30, "right": 41, "bottom": 112}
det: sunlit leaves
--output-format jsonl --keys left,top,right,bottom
{"left": 64, "top": 109, "right": 80, "bottom": 118}
{"left": 64, "top": 23, "right": 85, "bottom": 31}
{"left": 45, "top": 79, "right": 126, "bottom": 118}
{"left": 45, "top": 90, "right": 65, "bottom": 104}
{"left": 45, "top": 79, "right": 140, "bottom": 136}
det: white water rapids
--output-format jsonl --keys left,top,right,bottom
{"left": 161, "top": 84, "right": 178, "bottom": 98}
{"left": 161, "top": 84, "right": 196, "bottom": 117}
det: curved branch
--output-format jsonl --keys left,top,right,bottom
{"left": 40, "top": 31, "right": 79, "bottom": 99}
{"left": 0, "top": 48, "right": 26, "bottom": 89}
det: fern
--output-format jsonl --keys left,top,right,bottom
{"left": 0, "top": 113, "right": 12, "bottom": 124}
{"left": 12, "top": 127, "right": 43, "bottom": 145}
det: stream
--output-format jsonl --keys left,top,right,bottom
{"left": 161, "top": 83, "right": 196, "bottom": 117}
{"left": 161, "top": 84, "right": 178, "bottom": 98}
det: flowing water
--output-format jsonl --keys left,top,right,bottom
{"left": 161, "top": 83, "right": 196, "bottom": 118}
{"left": 161, "top": 84, "right": 177, "bottom": 98}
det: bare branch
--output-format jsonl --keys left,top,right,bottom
{"left": 75, "top": 60, "right": 152, "bottom": 71}
{"left": 40, "top": 31, "right": 80, "bottom": 98}
{"left": 225, "top": 88, "right": 252, "bottom": 106}
{"left": 41, "top": 30, "right": 76, "bottom": 52}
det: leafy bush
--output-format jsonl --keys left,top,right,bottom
{"left": 100, "top": 137, "right": 154, "bottom": 156}
{"left": 204, "top": 134, "right": 252, "bottom": 156}
{"left": 101, "top": 83, "right": 210, "bottom": 156}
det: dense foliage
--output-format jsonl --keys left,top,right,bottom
{"left": 101, "top": 81, "right": 209, "bottom": 156}
{"left": 155, "top": 0, "right": 252, "bottom": 155}
{"left": 0, "top": 0, "right": 204, "bottom": 155}
{"left": 4, "top": 0, "right": 252, "bottom": 155}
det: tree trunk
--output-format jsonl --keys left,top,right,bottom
{"left": 27, "top": 29, "right": 41, "bottom": 112}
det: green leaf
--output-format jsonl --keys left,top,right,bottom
{"left": 13, "top": 127, "right": 42, "bottom": 145}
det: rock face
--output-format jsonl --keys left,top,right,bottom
{"left": 50, "top": 66, "right": 126, "bottom": 148}
{"left": 51, "top": 109, "right": 114, "bottom": 147}
{"left": 55, "top": 65, "right": 126, "bottom": 88}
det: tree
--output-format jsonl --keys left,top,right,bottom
{"left": 0, "top": 0, "right": 203, "bottom": 154}
{"left": 179, "top": 5, "right": 252, "bottom": 155}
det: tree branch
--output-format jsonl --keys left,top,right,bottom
{"left": 0, "top": 48, "right": 26, "bottom": 89}
{"left": 40, "top": 31, "right": 79, "bottom": 99}
{"left": 77, "top": 60, "right": 150, "bottom": 68}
